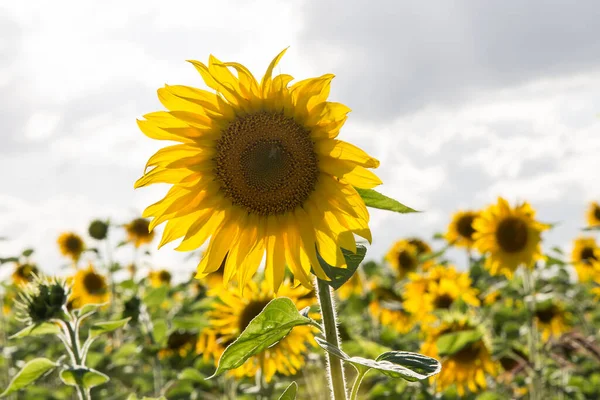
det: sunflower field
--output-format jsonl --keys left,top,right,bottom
{"left": 1, "top": 52, "right": 600, "bottom": 400}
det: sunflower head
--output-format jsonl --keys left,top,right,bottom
{"left": 12, "top": 263, "right": 39, "bottom": 286}
{"left": 69, "top": 265, "right": 110, "bottom": 309}
{"left": 445, "top": 210, "right": 479, "bottom": 248}
{"left": 16, "top": 276, "right": 69, "bottom": 325}
{"left": 337, "top": 270, "right": 364, "bottom": 300}
{"left": 534, "top": 301, "right": 571, "bottom": 342}
{"left": 368, "top": 285, "right": 414, "bottom": 333}
{"left": 385, "top": 240, "right": 420, "bottom": 279}
{"left": 148, "top": 269, "right": 172, "bottom": 287}
{"left": 473, "top": 197, "right": 548, "bottom": 278}
{"left": 122, "top": 295, "right": 141, "bottom": 325}
{"left": 125, "top": 217, "right": 155, "bottom": 248}
{"left": 135, "top": 50, "right": 381, "bottom": 291}
{"left": 57, "top": 232, "right": 85, "bottom": 261}
{"left": 586, "top": 201, "right": 600, "bottom": 227}
{"left": 159, "top": 330, "right": 198, "bottom": 359}
{"left": 88, "top": 219, "right": 109, "bottom": 240}
{"left": 571, "top": 237, "right": 600, "bottom": 282}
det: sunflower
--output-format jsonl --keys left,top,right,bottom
{"left": 473, "top": 197, "right": 549, "bottom": 278}
{"left": 421, "top": 317, "right": 497, "bottom": 396}
{"left": 368, "top": 286, "right": 414, "bottom": 334}
{"left": 57, "top": 232, "right": 85, "bottom": 262}
{"left": 385, "top": 240, "right": 420, "bottom": 279}
{"left": 534, "top": 302, "right": 571, "bottom": 342}
{"left": 148, "top": 269, "right": 172, "bottom": 287}
{"left": 125, "top": 218, "right": 155, "bottom": 248}
{"left": 159, "top": 330, "right": 198, "bottom": 359}
{"left": 586, "top": 201, "right": 600, "bottom": 227}
{"left": 135, "top": 50, "right": 381, "bottom": 291}
{"left": 571, "top": 237, "right": 600, "bottom": 282}
{"left": 69, "top": 265, "right": 110, "bottom": 308}
{"left": 445, "top": 210, "right": 480, "bottom": 249}
{"left": 403, "top": 265, "right": 480, "bottom": 323}
{"left": 12, "top": 263, "right": 39, "bottom": 286}
{"left": 337, "top": 269, "right": 364, "bottom": 300}
{"left": 196, "top": 280, "right": 317, "bottom": 382}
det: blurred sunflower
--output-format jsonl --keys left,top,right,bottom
{"left": 421, "top": 316, "right": 497, "bottom": 396}
{"left": 125, "top": 218, "right": 155, "bottom": 248}
{"left": 407, "top": 237, "right": 432, "bottom": 256}
{"left": 57, "top": 232, "right": 85, "bottom": 262}
{"left": 196, "top": 280, "right": 317, "bottom": 382}
{"left": 69, "top": 265, "right": 110, "bottom": 308}
{"left": 571, "top": 237, "right": 600, "bottom": 282}
{"left": 148, "top": 269, "right": 172, "bottom": 287}
{"left": 445, "top": 210, "right": 479, "bottom": 249}
{"left": 473, "top": 197, "right": 548, "bottom": 278}
{"left": 534, "top": 302, "right": 571, "bottom": 342}
{"left": 12, "top": 263, "right": 39, "bottom": 286}
{"left": 385, "top": 240, "right": 420, "bottom": 279}
{"left": 135, "top": 50, "right": 381, "bottom": 291}
{"left": 337, "top": 270, "right": 364, "bottom": 300}
{"left": 159, "top": 330, "right": 198, "bottom": 359}
{"left": 586, "top": 201, "right": 600, "bottom": 227}
{"left": 368, "top": 286, "right": 414, "bottom": 333}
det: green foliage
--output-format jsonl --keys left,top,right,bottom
{"left": 88, "top": 318, "right": 131, "bottom": 338}
{"left": 436, "top": 330, "right": 483, "bottom": 357}
{"left": 354, "top": 188, "right": 418, "bottom": 213}
{"left": 59, "top": 368, "right": 109, "bottom": 389}
{"left": 278, "top": 381, "right": 298, "bottom": 400}
{"left": 1, "top": 358, "right": 57, "bottom": 397}
{"left": 316, "top": 244, "right": 367, "bottom": 289}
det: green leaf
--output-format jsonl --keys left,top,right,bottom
{"left": 210, "top": 298, "right": 315, "bottom": 377}
{"left": 178, "top": 368, "right": 206, "bottom": 383}
{"left": 583, "top": 226, "right": 600, "bottom": 231}
{"left": 21, "top": 249, "right": 34, "bottom": 257}
{"left": 316, "top": 245, "right": 367, "bottom": 289}
{"left": 436, "top": 329, "right": 483, "bottom": 357}
{"left": 0, "top": 257, "right": 19, "bottom": 265}
{"left": 278, "top": 381, "right": 298, "bottom": 400}
{"left": 152, "top": 320, "right": 168, "bottom": 345}
{"left": 0, "top": 358, "right": 57, "bottom": 397}
{"left": 354, "top": 188, "right": 418, "bottom": 214}
{"left": 89, "top": 318, "right": 131, "bottom": 338}
{"left": 545, "top": 255, "right": 566, "bottom": 268}
{"left": 127, "top": 394, "right": 168, "bottom": 400}
{"left": 59, "top": 368, "right": 109, "bottom": 389}
{"left": 10, "top": 323, "right": 61, "bottom": 339}
{"left": 76, "top": 303, "right": 100, "bottom": 318}
{"left": 315, "top": 336, "right": 351, "bottom": 360}
{"left": 143, "top": 285, "right": 169, "bottom": 308}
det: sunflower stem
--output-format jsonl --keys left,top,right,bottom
{"left": 316, "top": 278, "right": 348, "bottom": 400}
{"left": 523, "top": 267, "right": 541, "bottom": 400}
{"left": 349, "top": 369, "right": 367, "bottom": 400}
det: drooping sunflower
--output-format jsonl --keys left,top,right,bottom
{"left": 69, "top": 265, "right": 110, "bottom": 308}
{"left": 148, "top": 269, "right": 172, "bottom": 287}
{"left": 445, "top": 210, "right": 480, "bottom": 249}
{"left": 125, "top": 217, "right": 155, "bottom": 248}
{"left": 473, "top": 197, "right": 549, "bottom": 278}
{"left": 421, "top": 316, "right": 497, "bottom": 396}
{"left": 385, "top": 240, "right": 420, "bottom": 279}
{"left": 12, "top": 263, "right": 39, "bottom": 286}
{"left": 586, "top": 201, "right": 600, "bottom": 227}
{"left": 57, "top": 232, "right": 85, "bottom": 262}
{"left": 135, "top": 50, "right": 381, "bottom": 291}
{"left": 196, "top": 280, "right": 318, "bottom": 382}
{"left": 571, "top": 237, "right": 600, "bottom": 282}
{"left": 534, "top": 302, "right": 571, "bottom": 342}
{"left": 368, "top": 286, "right": 415, "bottom": 334}
{"left": 159, "top": 330, "right": 198, "bottom": 359}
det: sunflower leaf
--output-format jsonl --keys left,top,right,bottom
{"left": 436, "top": 329, "right": 483, "bottom": 357}
{"left": 354, "top": 188, "right": 418, "bottom": 214}
{"left": 143, "top": 285, "right": 169, "bottom": 308}
{"left": 59, "top": 367, "right": 109, "bottom": 389}
{"left": 0, "top": 358, "right": 58, "bottom": 397}
{"left": 10, "top": 323, "right": 61, "bottom": 339}
{"left": 209, "top": 298, "right": 314, "bottom": 378}
{"left": 278, "top": 381, "right": 298, "bottom": 400}
{"left": 315, "top": 245, "right": 367, "bottom": 289}
{"left": 89, "top": 318, "right": 131, "bottom": 338}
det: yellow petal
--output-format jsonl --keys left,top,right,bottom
{"left": 196, "top": 213, "right": 241, "bottom": 275}
{"left": 261, "top": 48, "right": 288, "bottom": 97}
{"left": 265, "top": 216, "right": 286, "bottom": 292}
{"left": 177, "top": 208, "right": 225, "bottom": 252}
{"left": 316, "top": 139, "right": 380, "bottom": 168}
{"left": 320, "top": 158, "right": 382, "bottom": 189}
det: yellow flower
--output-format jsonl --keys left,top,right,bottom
{"left": 445, "top": 210, "right": 480, "bottom": 249}
{"left": 337, "top": 270, "right": 364, "bottom": 300}
{"left": 473, "top": 197, "right": 548, "bottom": 278}
{"left": 421, "top": 317, "right": 497, "bottom": 396}
{"left": 535, "top": 302, "right": 571, "bottom": 342}
{"left": 571, "top": 237, "right": 600, "bottom": 282}
{"left": 125, "top": 218, "right": 155, "bottom": 248}
{"left": 57, "top": 232, "right": 85, "bottom": 261}
{"left": 407, "top": 237, "right": 432, "bottom": 256}
{"left": 196, "top": 280, "right": 317, "bottom": 382}
{"left": 135, "top": 50, "right": 381, "bottom": 291}
{"left": 148, "top": 269, "right": 172, "bottom": 287}
{"left": 69, "top": 265, "right": 110, "bottom": 308}
{"left": 404, "top": 265, "right": 480, "bottom": 323}
{"left": 586, "top": 201, "right": 600, "bottom": 227}
{"left": 159, "top": 331, "right": 197, "bottom": 359}
{"left": 368, "top": 286, "right": 414, "bottom": 334}
{"left": 12, "top": 263, "right": 39, "bottom": 286}
{"left": 385, "top": 240, "right": 420, "bottom": 279}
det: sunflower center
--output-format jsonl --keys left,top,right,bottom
{"left": 398, "top": 250, "right": 417, "bottom": 271}
{"left": 239, "top": 300, "right": 271, "bottom": 332}
{"left": 215, "top": 111, "right": 319, "bottom": 216}
{"left": 495, "top": 217, "right": 528, "bottom": 253}
{"left": 580, "top": 247, "right": 597, "bottom": 264}
{"left": 408, "top": 238, "right": 429, "bottom": 255}
{"left": 535, "top": 306, "right": 557, "bottom": 323}
{"left": 66, "top": 236, "right": 82, "bottom": 252}
{"left": 457, "top": 215, "right": 476, "bottom": 240}
{"left": 159, "top": 270, "right": 172, "bottom": 283}
{"left": 433, "top": 294, "right": 455, "bottom": 309}
{"left": 594, "top": 206, "right": 600, "bottom": 221}
{"left": 452, "top": 341, "right": 481, "bottom": 364}
{"left": 131, "top": 218, "right": 151, "bottom": 236}
{"left": 83, "top": 272, "right": 106, "bottom": 295}
{"left": 167, "top": 331, "right": 196, "bottom": 350}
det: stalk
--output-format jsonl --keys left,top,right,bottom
{"left": 523, "top": 267, "right": 541, "bottom": 400}
{"left": 349, "top": 370, "right": 367, "bottom": 400}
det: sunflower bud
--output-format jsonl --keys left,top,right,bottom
{"left": 17, "top": 276, "right": 69, "bottom": 324}
{"left": 88, "top": 219, "right": 109, "bottom": 240}
{"left": 122, "top": 296, "right": 141, "bottom": 325}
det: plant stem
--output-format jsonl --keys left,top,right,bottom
{"left": 316, "top": 278, "right": 348, "bottom": 400}
{"left": 349, "top": 370, "right": 366, "bottom": 400}
{"left": 65, "top": 321, "right": 91, "bottom": 400}
{"left": 523, "top": 267, "right": 540, "bottom": 400}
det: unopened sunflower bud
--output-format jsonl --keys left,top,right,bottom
{"left": 17, "top": 276, "right": 69, "bottom": 324}
{"left": 122, "top": 296, "right": 141, "bottom": 325}
{"left": 88, "top": 219, "right": 109, "bottom": 240}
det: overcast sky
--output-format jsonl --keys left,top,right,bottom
{"left": 1, "top": 1, "right": 599, "bottom": 281}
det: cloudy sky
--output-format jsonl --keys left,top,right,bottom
{"left": 1, "top": 1, "right": 599, "bottom": 280}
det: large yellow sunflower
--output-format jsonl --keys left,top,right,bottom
{"left": 445, "top": 210, "right": 480, "bottom": 249}
{"left": 368, "top": 286, "right": 415, "bottom": 334}
{"left": 473, "top": 197, "right": 549, "bottom": 278}
{"left": 385, "top": 240, "right": 420, "bottom": 279}
{"left": 571, "top": 237, "right": 600, "bottom": 282}
{"left": 148, "top": 269, "right": 172, "bottom": 287}
{"left": 57, "top": 232, "right": 85, "bottom": 262}
{"left": 135, "top": 50, "right": 380, "bottom": 291}
{"left": 69, "top": 265, "right": 110, "bottom": 308}
{"left": 586, "top": 201, "right": 600, "bottom": 227}
{"left": 12, "top": 263, "right": 39, "bottom": 286}
{"left": 125, "top": 217, "right": 155, "bottom": 248}
{"left": 421, "top": 317, "right": 497, "bottom": 396}
{"left": 535, "top": 302, "right": 571, "bottom": 342}
{"left": 196, "top": 280, "right": 317, "bottom": 382}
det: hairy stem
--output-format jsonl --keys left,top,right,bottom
{"left": 349, "top": 370, "right": 367, "bottom": 400}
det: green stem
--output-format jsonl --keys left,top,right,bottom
{"left": 316, "top": 278, "right": 348, "bottom": 400}
{"left": 349, "top": 370, "right": 367, "bottom": 400}
{"left": 523, "top": 267, "right": 540, "bottom": 400}
{"left": 65, "top": 321, "right": 91, "bottom": 400}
